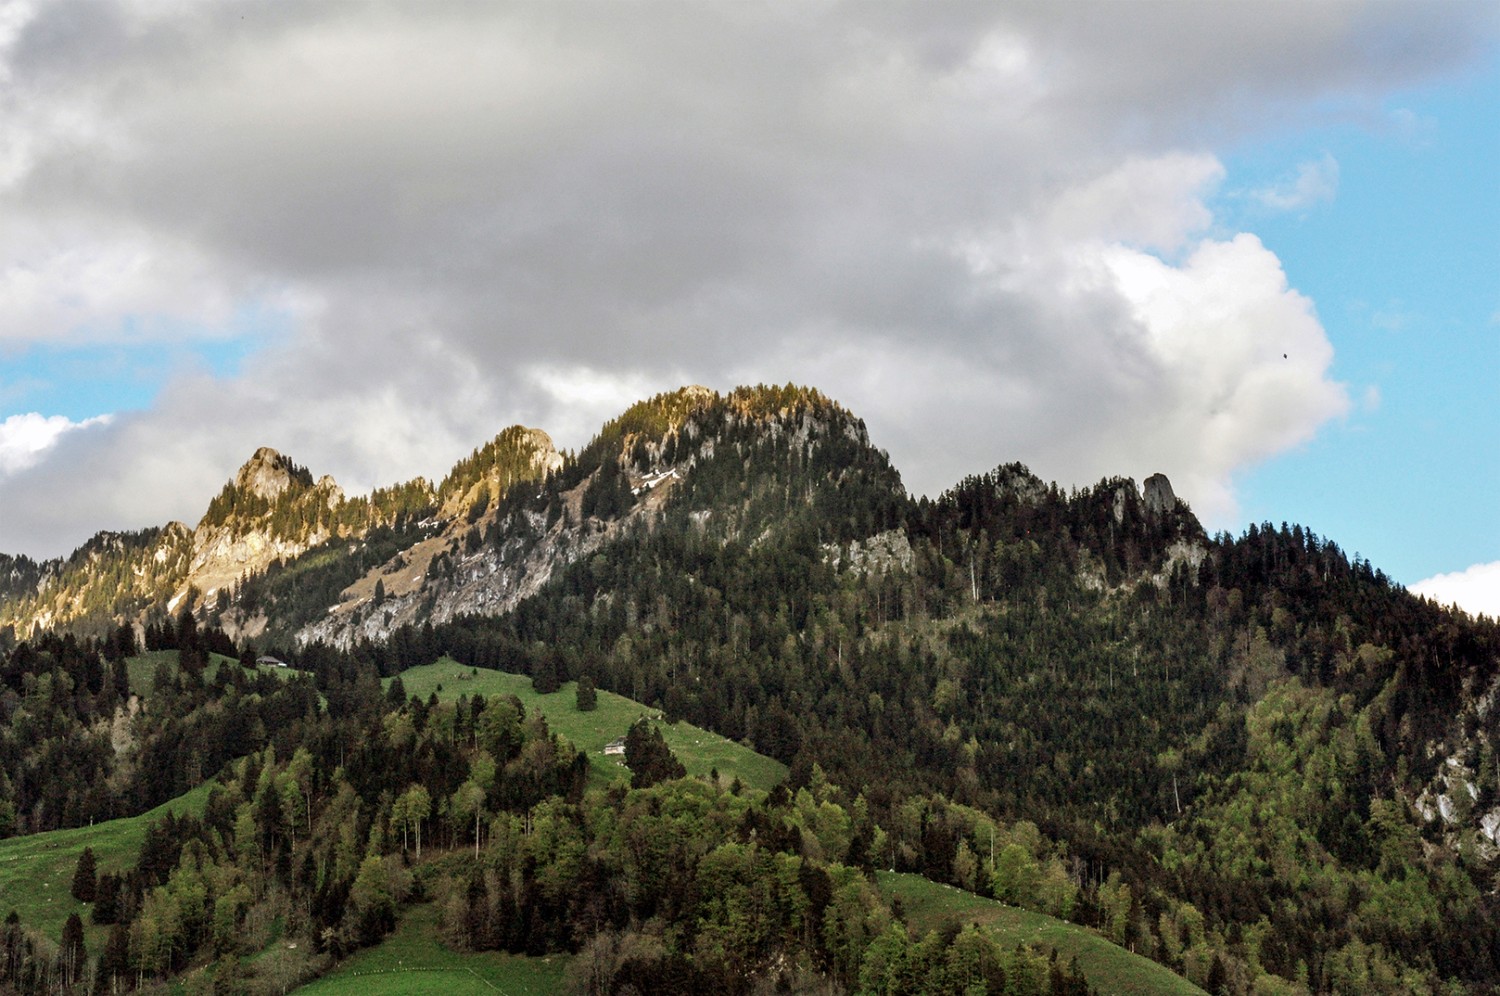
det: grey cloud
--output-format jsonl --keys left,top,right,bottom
{"left": 0, "top": 1, "right": 1492, "bottom": 557}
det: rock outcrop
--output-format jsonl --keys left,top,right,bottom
{"left": 1143, "top": 473, "right": 1177, "bottom": 515}
{"left": 233, "top": 447, "right": 304, "bottom": 502}
{"left": 183, "top": 449, "right": 344, "bottom": 607}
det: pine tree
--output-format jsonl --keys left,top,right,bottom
{"left": 532, "top": 654, "right": 561, "bottom": 695}
{"left": 576, "top": 674, "right": 597, "bottom": 712}
{"left": 1207, "top": 953, "right": 1227, "bottom": 994}
{"left": 91, "top": 873, "right": 120, "bottom": 925}
{"left": 59, "top": 913, "right": 86, "bottom": 987}
{"left": 99, "top": 922, "right": 130, "bottom": 990}
{"left": 70, "top": 846, "right": 96, "bottom": 903}
{"left": 624, "top": 719, "right": 685, "bottom": 789}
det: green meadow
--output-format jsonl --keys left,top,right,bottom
{"left": 879, "top": 872, "right": 1206, "bottom": 996}
{"left": 123, "top": 649, "right": 312, "bottom": 699}
{"left": 292, "top": 903, "right": 569, "bottom": 995}
{"left": 389, "top": 659, "right": 787, "bottom": 792}
{"left": 0, "top": 780, "right": 215, "bottom": 947}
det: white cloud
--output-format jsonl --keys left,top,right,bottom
{"left": 1098, "top": 233, "right": 1349, "bottom": 522}
{"left": 1043, "top": 154, "right": 1224, "bottom": 254}
{"left": 760, "top": 216, "right": 1350, "bottom": 527}
{"left": 0, "top": 412, "right": 111, "bottom": 476}
{"left": 1248, "top": 153, "right": 1340, "bottom": 212}
{"left": 1412, "top": 562, "right": 1500, "bottom": 620}
{"left": 0, "top": 222, "right": 248, "bottom": 346}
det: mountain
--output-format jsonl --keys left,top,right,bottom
{"left": 295, "top": 384, "right": 903, "bottom": 649}
{"left": 0, "top": 384, "right": 896, "bottom": 649}
{"left": 0, "top": 526, "right": 194, "bottom": 640}
{"left": 2, "top": 382, "right": 1498, "bottom": 995}
{"left": 0, "top": 426, "right": 558, "bottom": 645}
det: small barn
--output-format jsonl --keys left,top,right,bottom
{"left": 603, "top": 737, "right": 627, "bottom": 756}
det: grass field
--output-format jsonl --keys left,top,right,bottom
{"left": 293, "top": 903, "right": 569, "bottom": 995}
{"left": 879, "top": 872, "right": 1206, "bottom": 996}
{"left": 124, "top": 649, "right": 310, "bottom": 699}
{"left": 389, "top": 659, "right": 787, "bottom": 792}
{"left": 0, "top": 779, "right": 216, "bottom": 947}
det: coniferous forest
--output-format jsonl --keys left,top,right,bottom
{"left": 2, "top": 385, "right": 1497, "bottom": 995}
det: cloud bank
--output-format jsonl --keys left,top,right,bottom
{"left": 0, "top": 1, "right": 1493, "bottom": 560}
{"left": 0, "top": 412, "right": 112, "bottom": 476}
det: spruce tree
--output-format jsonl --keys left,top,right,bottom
{"left": 91, "top": 873, "right": 120, "bottom": 924}
{"left": 386, "top": 675, "right": 406, "bottom": 708}
{"left": 624, "top": 719, "right": 685, "bottom": 789}
{"left": 99, "top": 922, "right": 130, "bottom": 990}
{"left": 111, "top": 655, "right": 129, "bottom": 699}
{"left": 59, "top": 913, "right": 86, "bottom": 986}
{"left": 576, "top": 674, "right": 597, "bottom": 712}
{"left": 70, "top": 846, "right": 96, "bottom": 903}
{"left": 532, "top": 654, "right": 561, "bottom": 694}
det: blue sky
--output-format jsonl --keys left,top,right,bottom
{"left": 2, "top": 319, "right": 273, "bottom": 423}
{"left": 0, "top": 2, "right": 1495, "bottom": 616}
{"left": 1228, "top": 55, "right": 1499, "bottom": 588}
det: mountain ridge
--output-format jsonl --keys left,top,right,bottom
{"left": 4, "top": 382, "right": 1500, "bottom": 993}
{"left": 0, "top": 384, "right": 921, "bottom": 646}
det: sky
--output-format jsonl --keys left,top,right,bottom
{"left": 0, "top": 1, "right": 1496, "bottom": 617}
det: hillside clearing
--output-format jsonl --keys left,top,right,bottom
{"left": 293, "top": 903, "right": 568, "bottom": 995}
{"left": 0, "top": 780, "right": 215, "bottom": 947}
{"left": 879, "top": 872, "right": 1206, "bottom": 996}
{"left": 388, "top": 659, "right": 786, "bottom": 792}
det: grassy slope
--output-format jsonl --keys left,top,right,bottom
{"left": 0, "top": 780, "right": 215, "bottom": 947}
{"left": 293, "top": 903, "right": 568, "bottom": 996}
{"left": 125, "top": 649, "right": 309, "bottom": 698}
{"left": 879, "top": 872, "right": 1206, "bottom": 996}
{"left": 389, "top": 659, "right": 787, "bottom": 792}
{"left": 2, "top": 656, "right": 772, "bottom": 982}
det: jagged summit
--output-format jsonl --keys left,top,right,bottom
{"left": 436, "top": 425, "right": 563, "bottom": 518}
{"left": 589, "top": 384, "right": 851, "bottom": 456}
{"left": 232, "top": 447, "right": 314, "bottom": 502}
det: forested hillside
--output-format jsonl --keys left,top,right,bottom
{"left": 2, "top": 384, "right": 1497, "bottom": 994}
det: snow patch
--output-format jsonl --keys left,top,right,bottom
{"left": 632, "top": 468, "right": 680, "bottom": 495}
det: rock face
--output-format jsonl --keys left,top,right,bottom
{"left": 1143, "top": 473, "right": 1177, "bottom": 515}
{"left": 991, "top": 463, "right": 1048, "bottom": 504}
{"left": 824, "top": 530, "right": 914, "bottom": 575}
{"left": 185, "top": 448, "right": 342, "bottom": 607}
{"left": 295, "top": 385, "right": 897, "bottom": 649}
{"left": 235, "top": 447, "right": 303, "bottom": 501}
{"left": 298, "top": 467, "right": 664, "bottom": 650}
{"left": 436, "top": 426, "right": 563, "bottom": 520}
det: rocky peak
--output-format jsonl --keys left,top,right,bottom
{"left": 1143, "top": 473, "right": 1177, "bottom": 515}
{"left": 437, "top": 426, "right": 564, "bottom": 520}
{"left": 233, "top": 447, "right": 309, "bottom": 502}
{"left": 517, "top": 428, "right": 565, "bottom": 474}
{"left": 315, "top": 475, "right": 345, "bottom": 509}
{"left": 992, "top": 463, "right": 1047, "bottom": 504}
